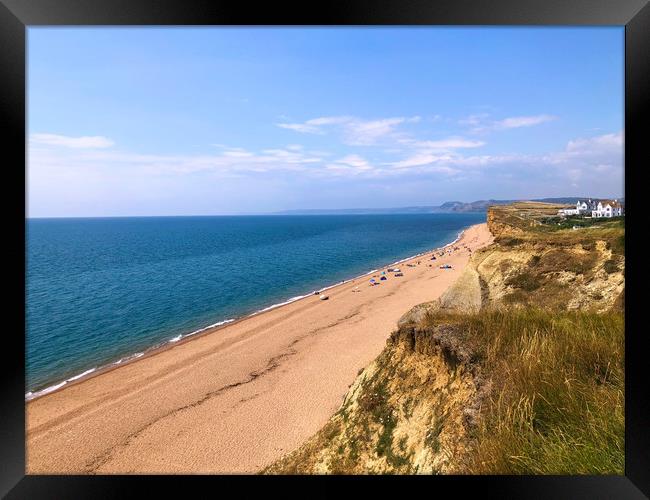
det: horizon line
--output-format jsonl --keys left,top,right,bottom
{"left": 26, "top": 195, "right": 624, "bottom": 220}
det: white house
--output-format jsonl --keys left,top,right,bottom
{"left": 557, "top": 206, "right": 580, "bottom": 216}
{"left": 577, "top": 199, "right": 599, "bottom": 214}
{"left": 558, "top": 199, "right": 597, "bottom": 217}
{"left": 558, "top": 199, "right": 624, "bottom": 218}
{"left": 591, "top": 200, "right": 624, "bottom": 218}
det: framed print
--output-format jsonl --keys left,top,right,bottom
{"left": 1, "top": 0, "right": 648, "bottom": 497}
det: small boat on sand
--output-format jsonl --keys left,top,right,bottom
{"left": 319, "top": 294, "right": 329, "bottom": 300}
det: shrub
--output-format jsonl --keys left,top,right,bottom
{"left": 506, "top": 271, "right": 542, "bottom": 291}
{"left": 603, "top": 259, "right": 619, "bottom": 274}
{"left": 497, "top": 236, "right": 523, "bottom": 247}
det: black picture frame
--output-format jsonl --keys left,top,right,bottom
{"left": 1, "top": 0, "right": 647, "bottom": 497}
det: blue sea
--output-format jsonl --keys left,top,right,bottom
{"left": 26, "top": 213, "right": 484, "bottom": 398}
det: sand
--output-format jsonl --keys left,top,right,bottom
{"left": 26, "top": 223, "right": 493, "bottom": 474}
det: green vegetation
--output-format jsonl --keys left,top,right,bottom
{"left": 539, "top": 215, "right": 624, "bottom": 231}
{"left": 423, "top": 308, "right": 624, "bottom": 474}
{"left": 357, "top": 371, "right": 412, "bottom": 469}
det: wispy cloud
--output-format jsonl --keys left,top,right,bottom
{"left": 31, "top": 133, "right": 115, "bottom": 149}
{"left": 565, "top": 131, "right": 622, "bottom": 152}
{"left": 494, "top": 114, "right": 557, "bottom": 129}
{"left": 30, "top": 140, "right": 327, "bottom": 177}
{"left": 385, "top": 130, "right": 623, "bottom": 196}
{"left": 276, "top": 115, "right": 421, "bottom": 145}
{"left": 460, "top": 113, "right": 558, "bottom": 134}
{"left": 400, "top": 137, "right": 486, "bottom": 150}
{"left": 29, "top": 127, "right": 622, "bottom": 202}
{"left": 276, "top": 123, "right": 323, "bottom": 134}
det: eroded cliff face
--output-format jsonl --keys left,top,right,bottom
{"left": 265, "top": 322, "right": 485, "bottom": 474}
{"left": 480, "top": 205, "right": 625, "bottom": 312}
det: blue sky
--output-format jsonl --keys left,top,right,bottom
{"left": 28, "top": 27, "right": 624, "bottom": 217}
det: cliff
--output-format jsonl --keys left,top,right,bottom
{"left": 265, "top": 203, "right": 625, "bottom": 475}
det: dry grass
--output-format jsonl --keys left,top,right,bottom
{"left": 423, "top": 308, "right": 624, "bottom": 474}
{"left": 489, "top": 203, "right": 625, "bottom": 257}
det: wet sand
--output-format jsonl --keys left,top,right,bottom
{"left": 26, "top": 222, "right": 493, "bottom": 474}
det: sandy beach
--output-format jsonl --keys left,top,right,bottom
{"left": 26, "top": 222, "right": 493, "bottom": 474}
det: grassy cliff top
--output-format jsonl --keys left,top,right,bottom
{"left": 488, "top": 202, "right": 624, "bottom": 255}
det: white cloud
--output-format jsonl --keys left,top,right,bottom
{"left": 276, "top": 123, "right": 323, "bottom": 134}
{"left": 31, "top": 133, "right": 115, "bottom": 149}
{"left": 566, "top": 131, "right": 623, "bottom": 152}
{"left": 335, "top": 154, "right": 373, "bottom": 170}
{"left": 392, "top": 153, "right": 452, "bottom": 169}
{"left": 28, "top": 126, "right": 623, "bottom": 199}
{"left": 494, "top": 114, "right": 557, "bottom": 129}
{"left": 29, "top": 139, "right": 327, "bottom": 177}
{"left": 276, "top": 115, "right": 421, "bottom": 145}
{"left": 223, "top": 150, "right": 255, "bottom": 158}
{"left": 344, "top": 118, "right": 409, "bottom": 145}
{"left": 460, "top": 113, "right": 558, "bottom": 134}
{"left": 383, "top": 129, "right": 623, "bottom": 195}
{"left": 458, "top": 113, "right": 489, "bottom": 127}
{"left": 306, "top": 116, "right": 353, "bottom": 126}
{"left": 404, "top": 137, "right": 486, "bottom": 150}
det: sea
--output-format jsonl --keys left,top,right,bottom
{"left": 26, "top": 213, "right": 485, "bottom": 399}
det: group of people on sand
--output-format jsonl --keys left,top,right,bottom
{"left": 352, "top": 239, "right": 474, "bottom": 292}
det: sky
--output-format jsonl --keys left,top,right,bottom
{"left": 27, "top": 27, "right": 624, "bottom": 217}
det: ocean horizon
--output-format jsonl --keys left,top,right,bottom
{"left": 26, "top": 213, "right": 484, "bottom": 398}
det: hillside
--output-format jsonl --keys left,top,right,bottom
{"left": 264, "top": 202, "right": 625, "bottom": 475}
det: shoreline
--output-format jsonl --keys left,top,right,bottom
{"left": 26, "top": 228, "right": 468, "bottom": 402}
{"left": 27, "top": 222, "right": 493, "bottom": 474}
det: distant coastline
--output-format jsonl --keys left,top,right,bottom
{"left": 272, "top": 197, "right": 624, "bottom": 216}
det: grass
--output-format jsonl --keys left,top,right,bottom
{"left": 356, "top": 373, "right": 411, "bottom": 468}
{"left": 492, "top": 205, "right": 622, "bottom": 310}
{"left": 490, "top": 204, "right": 625, "bottom": 257}
{"left": 423, "top": 308, "right": 624, "bottom": 474}
{"left": 539, "top": 215, "right": 624, "bottom": 232}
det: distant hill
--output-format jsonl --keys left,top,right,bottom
{"left": 273, "top": 197, "right": 622, "bottom": 215}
